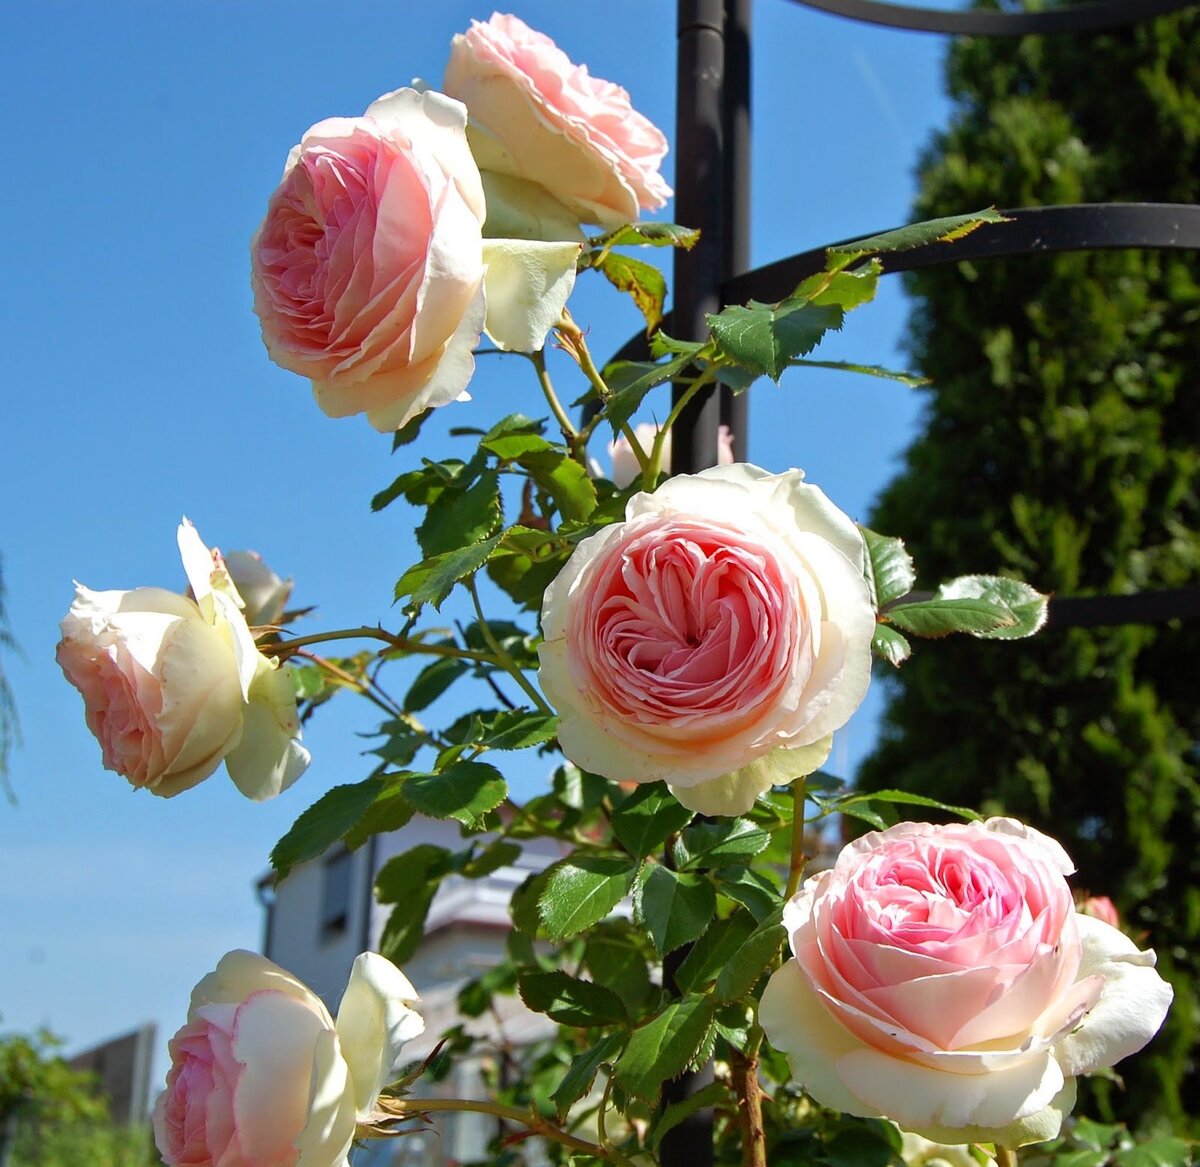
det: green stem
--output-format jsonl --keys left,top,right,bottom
{"left": 294, "top": 650, "right": 402, "bottom": 720}
{"left": 784, "top": 775, "right": 809, "bottom": 901}
{"left": 377, "top": 1097, "right": 608, "bottom": 1160}
{"left": 263, "top": 626, "right": 491, "bottom": 663}
{"left": 466, "top": 581, "right": 554, "bottom": 715}
{"left": 995, "top": 1147, "right": 1018, "bottom": 1167}
{"left": 530, "top": 349, "right": 578, "bottom": 442}
{"left": 644, "top": 365, "right": 721, "bottom": 487}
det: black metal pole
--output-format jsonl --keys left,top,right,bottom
{"left": 721, "top": 0, "right": 752, "bottom": 461}
{"left": 672, "top": 0, "right": 728, "bottom": 476}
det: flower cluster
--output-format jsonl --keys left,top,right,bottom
{"left": 55, "top": 10, "right": 1177, "bottom": 1167}
{"left": 250, "top": 11, "right": 671, "bottom": 434}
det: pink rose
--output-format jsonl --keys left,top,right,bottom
{"left": 251, "top": 88, "right": 488, "bottom": 433}
{"left": 759, "top": 819, "right": 1173, "bottom": 1147}
{"left": 538, "top": 464, "right": 875, "bottom": 816}
{"left": 56, "top": 521, "right": 309, "bottom": 800}
{"left": 154, "top": 950, "right": 423, "bottom": 1167}
{"left": 444, "top": 13, "right": 672, "bottom": 229}
{"left": 251, "top": 87, "right": 580, "bottom": 430}
{"left": 607, "top": 423, "right": 735, "bottom": 489}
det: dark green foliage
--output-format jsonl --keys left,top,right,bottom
{"left": 858, "top": 1, "right": 1200, "bottom": 1130}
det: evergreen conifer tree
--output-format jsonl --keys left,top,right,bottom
{"left": 858, "top": 4, "right": 1200, "bottom": 1130}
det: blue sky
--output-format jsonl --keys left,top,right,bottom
{"left": 0, "top": 1, "right": 953, "bottom": 1089}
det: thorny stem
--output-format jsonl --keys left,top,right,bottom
{"left": 731, "top": 1044, "right": 767, "bottom": 1167}
{"left": 373, "top": 1096, "right": 608, "bottom": 1160}
{"left": 262, "top": 625, "right": 491, "bottom": 663}
{"left": 466, "top": 580, "right": 554, "bottom": 716}
{"left": 529, "top": 349, "right": 579, "bottom": 444}
{"left": 784, "top": 775, "right": 809, "bottom": 902}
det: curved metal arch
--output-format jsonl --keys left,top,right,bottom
{"left": 787, "top": 0, "right": 1200, "bottom": 37}
{"left": 611, "top": 203, "right": 1200, "bottom": 364}
{"left": 723, "top": 202, "right": 1200, "bottom": 304}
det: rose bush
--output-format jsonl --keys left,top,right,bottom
{"left": 251, "top": 86, "right": 579, "bottom": 432}
{"left": 759, "top": 818, "right": 1174, "bottom": 1147}
{"left": 538, "top": 463, "right": 875, "bottom": 815}
{"left": 607, "top": 422, "right": 735, "bottom": 489}
{"left": 56, "top": 521, "right": 309, "bottom": 800}
{"left": 444, "top": 12, "right": 672, "bottom": 229}
{"left": 153, "top": 949, "right": 423, "bottom": 1167}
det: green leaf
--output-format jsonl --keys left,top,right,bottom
{"left": 859, "top": 526, "right": 916, "bottom": 608}
{"left": 270, "top": 778, "right": 384, "bottom": 878}
{"left": 935, "top": 574, "right": 1049, "bottom": 639}
{"left": 588, "top": 222, "right": 701, "bottom": 251}
{"left": 598, "top": 350, "right": 698, "bottom": 437}
{"left": 584, "top": 925, "right": 654, "bottom": 1010}
{"left": 553, "top": 763, "right": 611, "bottom": 812}
{"left": 518, "top": 450, "right": 597, "bottom": 522}
{"left": 461, "top": 839, "right": 522, "bottom": 879}
{"left": 403, "top": 654, "right": 470, "bottom": 713}
{"left": 1114, "top": 1138, "right": 1193, "bottom": 1167}
{"left": 713, "top": 866, "right": 780, "bottom": 922}
{"left": 482, "top": 412, "right": 546, "bottom": 441}
{"left": 594, "top": 252, "right": 667, "bottom": 332}
{"left": 611, "top": 782, "right": 695, "bottom": 859}
{"left": 648, "top": 1081, "right": 728, "bottom": 1152}
{"left": 368, "top": 717, "right": 428, "bottom": 768}
{"left": 394, "top": 535, "right": 501, "bottom": 612}
{"left": 835, "top": 787, "right": 981, "bottom": 821}
{"left": 885, "top": 596, "right": 1017, "bottom": 638}
{"left": 416, "top": 470, "right": 501, "bottom": 558}
{"left": 673, "top": 911, "right": 758, "bottom": 993}
{"left": 551, "top": 1031, "right": 625, "bottom": 1118}
{"left": 871, "top": 624, "right": 912, "bottom": 666}
{"left": 674, "top": 818, "right": 771, "bottom": 870}
{"left": 343, "top": 782, "right": 415, "bottom": 851}
{"left": 375, "top": 843, "right": 453, "bottom": 965}
{"left": 615, "top": 997, "right": 717, "bottom": 1102}
{"left": 636, "top": 865, "right": 717, "bottom": 956}
{"left": 708, "top": 299, "right": 844, "bottom": 382}
{"left": 828, "top": 208, "right": 1008, "bottom": 265}
{"left": 785, "top": 358, "right": 928, "bottom": 386}
{"left": 794, "top": 259, "right": 882, "bottom": 310}
{"left": 478, "top": 709, "right": 559, "bottom": 751}
{"left": 390, "top": 407, "right": 432, "bottom": 451}
{"left": 375, "top": 843, "right": 454, "bottom": 903}
{"left": 487, "top": 525, "right": 571, "bottom": 611}
{"left": 518, "top": 970, "right": 628, "bottom": 1026}
{"left": 714, "top": 920, "right": 786, "bottom": 1001}
{"left": 539, "top": 856, "right": 638, "bottom": 940}
{"left": 401, "top": 761, "right": 508, "bottom": 827}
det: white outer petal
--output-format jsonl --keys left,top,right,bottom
{"left": 224, "top": 659, "right": 310, "bottom": 801}
{"left": 335, "top": 953, "right": 425, "bottom": 1117}
{"left": 189, "top": 950, "right": 333, "bottom": 1021}
{"left": 482, "top": 238, "right": 580, "bottom": 352}
{"left": 669, "top": 738, "right": 831, "bottom": 817}
{"left": 1052, "top": 913, "right": 1174, "bottom": 1077}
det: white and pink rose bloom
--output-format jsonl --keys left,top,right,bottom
{"left": 56, "top": 521, "right": 309, "bottom": 800}
{"left": 538, "top": 464, "right": 875, "bottom": 816}
{"left": 251, "top": 87, "right": 579, "bottom": 433}
{"left": 759, "top": 818, "right": 1173, "bottom": 1147}
{"left": 444, "top": 12, "right": 672, "bottom": 231}
{"left": 154, "top": 950, "right": 423, "bottom": 1167}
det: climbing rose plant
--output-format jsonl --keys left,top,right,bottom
{"left": 56, "top": 12, "right": 1173, "bottom": 1167}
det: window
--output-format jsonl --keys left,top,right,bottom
{"left": 320, "top": 849, "right": 353, "bottom": 940}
